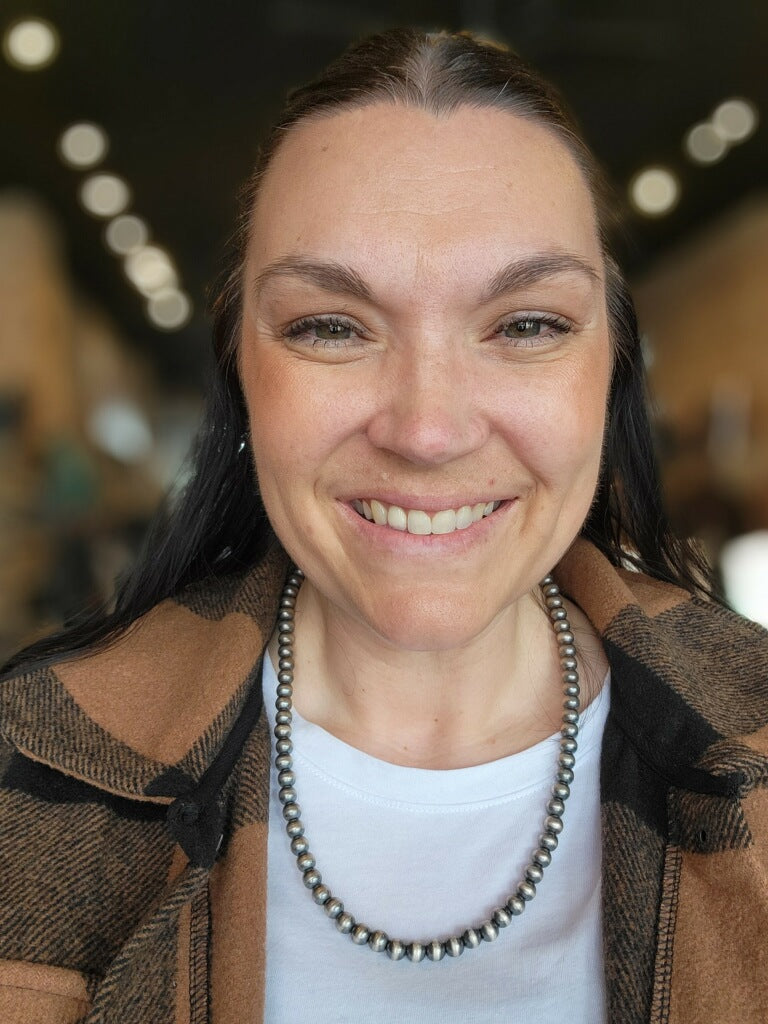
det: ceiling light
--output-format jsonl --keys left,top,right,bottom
{"left": 59, "top": 123, "right": 109, "bottom": 168}
{"left": 79, "top": 174, "right": 131, "bottom": 217}
{"left": 684, "top": 122, "right": 728, "bottom": 164}
{"left": 711, "top": 98, "right": 759, "bottom": 144}
{"left": 147, "top": 289, "right": 193, "bottom": 330}
{"left": 3, "top": 18, "right": 59, "bottom": 69}
{"left": 105, "top": 215, "right": 148, "bottom": 255}
{"left": 124, "top": 245, "right": 177, "bottom": 294}
{"left": 628, "top": 167, "right": 680, "bottom": 217}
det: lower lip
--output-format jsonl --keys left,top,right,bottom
{"left": 338, "top": 500, "right": 513, "bottom": 556}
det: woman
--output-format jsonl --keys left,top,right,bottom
{"left": 1, "top": 27, "right": 767, "bottom": 1024}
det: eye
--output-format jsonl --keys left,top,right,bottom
{"left": 495, "top": 313, "right": 572, "bottom": 346}
{"left": 282, "top": 314, "right": 361, "bottom": 347}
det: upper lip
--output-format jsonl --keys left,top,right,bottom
{"left": 340, "top": 493, "right": 509, "bottom": 514}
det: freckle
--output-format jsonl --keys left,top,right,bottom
{"left": 488, "top": 478, "right": 496, "bottom": 486}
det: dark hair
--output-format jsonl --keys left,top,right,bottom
{"left": 2, "top": 28, "right": 713, "bottom": 676}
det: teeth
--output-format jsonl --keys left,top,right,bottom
{"left": 354, "top": 499, "right": 501, "bottom": 535}
{"left": 370, "top": 499, "right": 387, "bottom": 525}
{"left": 455, "top": 505, "right": 473, "bottom": 530}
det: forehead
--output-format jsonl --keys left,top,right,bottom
{"left": 248, "top": 103, "right": 602, "bottom": 284}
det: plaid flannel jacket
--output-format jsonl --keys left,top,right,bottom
{"left": 1, "top": 538, "right": 767, "bottom": 1023}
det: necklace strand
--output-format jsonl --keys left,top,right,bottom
{"left": 272, "top": 568, "right": 580, "bottom": 962}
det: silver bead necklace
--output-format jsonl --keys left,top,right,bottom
{"left": 272, "top": 567, "right": 580, "bottom": 963}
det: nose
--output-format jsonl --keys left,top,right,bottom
{"left": 365, "top": 345, "right": 490, "bottom": 466}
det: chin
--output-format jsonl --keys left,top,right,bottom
{"left": 359, "top": 589, "right": 498, "bottom": 654}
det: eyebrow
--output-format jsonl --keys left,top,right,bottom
{"left": 251, "top": 251, "right": 599, "bottom": 305}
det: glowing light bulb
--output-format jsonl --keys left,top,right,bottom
{"left": 105, "top": 215, "right": 148, "bottom": 255}
{"left": 3, "top": 18, "right": 59, "bottom": 69}
{"left": 59, "top": 123, "right": 109, "bottom": 168}
{"left": 79, "top": 174, "right": 131, "bottom": 217}
{"left": 629, "top": 167, "right": 680, "bottom": 217}
{"left": 147, "top": 289, "right": 192, "bottom": 330}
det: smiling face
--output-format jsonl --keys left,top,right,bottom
{"left": 240, "top": 103, "right": 612, "bottom": 651}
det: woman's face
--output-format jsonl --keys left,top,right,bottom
{"left": 240, "top": 103, "right": 612, "bottom": 651}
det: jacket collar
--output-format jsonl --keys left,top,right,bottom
{"left": 2, "top": 538, "right": 765, "bottom": 806}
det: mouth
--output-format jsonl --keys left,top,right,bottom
{"left": 351, "top": 498, "right": 503, "bottom": 537}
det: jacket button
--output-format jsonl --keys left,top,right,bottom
{"left": 171, "top": 799, "right": 200, "bottom": 826}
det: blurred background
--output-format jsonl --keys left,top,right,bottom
{"left": 1, "top": 0, "right": 766, "bottom": 659}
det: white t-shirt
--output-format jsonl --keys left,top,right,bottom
{"left": 263, "top": 655, "right": 609, "bottom": 1024}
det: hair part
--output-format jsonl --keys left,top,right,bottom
{"left": 2, "top": 28, "right": 713, "bottom": 677}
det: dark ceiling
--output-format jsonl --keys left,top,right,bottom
{"left": 2, "top": 0, "right": 766, "bottom": 388}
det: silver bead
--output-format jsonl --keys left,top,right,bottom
{"left": 280, "top": 596, "right": 296, "bottom": 608}
{"left": 387, "top": 939, "right": 406, "bottom": 961}
{"left": 560, "top": 644, "right": 576, "bottom": 657}
{"left": 312, "top": 884, "right": 330, "bottom": 905}
{"left": 277, "top": 620, "right": 294, "bottom": 634}
{"left": 526, "top": 863, "right": 544, "bottom": 884}
{"left": 556, "top": 630, "right": 575, "bottom": 644}
{"left": 562, "top": 711, "right": 579, "bottom": 725}
{"left": 545, "top": 814, "right": 564, "bottom": 835}
{"left": 276, "top": 739, "right": 293, "bottom": 755}
{"left": 493, "top": 906, "right": 512, "bottom": 928}
{"left": 286, "top": 818, "right": 304, "bottom": 837}
{"left": 290, "top": 835, "right": 308, "bottom": 855}
{"left": 549, "top": 607, "right": 567, "bottom": 621}
{"left": 407, "top": 942, "right": 426, "bottom": 962}
{"left": 275, "top": 753, "right": 292, "bottom": 771}
{"left": 278, "top": 786, "right": 296, "bottom": 804}
{"left": 336, "top": 912, "right": 354, "bottom": 933}
{"left": 276, "top": 697, "right": 291, "bottom": 711}
{"left": 282, "top": 585, "right": 299, "bottom": 597}
{"left": 539, "top": 831, "right": 558, "bottom": 852}
{"left": 297, "top": 852, "right": 315, "bottom": 871}
{"left": 545, "top": 595, "right": 563, "bottom": 608}
{"left": 563, "top": 697, "right": 579, "bottom": 710}
{"left": 480, "top": 920, "right": 499, "bottom": 942}
{"left": 553, "top": 781, "right": 570, "bottom": 801}
{"left": 426, "top": 940, "right": 445, "bottom": 961}
{"left": 559, "top": 751, "right": 575, "bottom": 769}
{"left": 518, "top": 880, "right": 536, "bottom": 901}
{"left": 557, "top": 767, "right": 574, "bottom": 784}
{"left": 561, "top": 656, "right": 577, "bottom": 670}
{"left": 351, "top": 924, "right": 370, "bottom": 945}
{"left": 274, "top": 724, "right": 291, "bottom": 740}
{"left": 275, "top": 710, "right": 292, "bottom": 726}
{"left": 368, "top": 930, "right": 388, "bottom": 953}
{"left": 444, "top": 936, "right": 464, "bottom": 957}
{"left": 278, "top": 769, "right": 296, "bottom": 787}
{"left": 553, "top": 620, "right": 571, "bottom": 633}
{"left": 302, "top": 868, "right": 321, "bottom": 888}
{"left": 564, "top": 682, "right": 580, "bottom": 697}
{"left": 277, "top": 609, "right": 293, "bottom": 621}
{"left": 543, "top": 583, "right": 558, "bottom": 597}
{"left": 324, "top": 898, "right": 344, "bottom": 919}
{"left": 506, "top": 895, "right": 525, "bottom": 916}
{"left": 563, "top": 670, "right": 579, "bottom": 684}
{"left": 547, "top": 797, "right": 565, "bottom": 816}
{"left": 277, "top": 670, "right": 293, "bottom": 684}
{"left": 561, "top": 732, "right": 578, "bottom": 748}
{"left": 533, "top": 847, "right": 552, "bottom": 868}
{"left": 463, "top": 928, "right": 482, "bottom": 949}
{"left": 282, "top": 802, "right": 301, "bottom": 821}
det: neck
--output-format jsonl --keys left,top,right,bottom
{"left": 268, "top": 578, "right": 607, "bottom": 769}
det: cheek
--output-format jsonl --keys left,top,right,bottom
{"left": 496, "top": 357, "right": 610, "bottom": 487}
